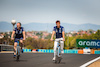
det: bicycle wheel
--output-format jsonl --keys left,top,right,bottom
{"left": 55, "top": 59, "right": 57, "bottom": 63}
{"left": 17, "top": 55, "right": 19, "bottom": 60}
{"left": 55, "top": 55, "right": 59, "bottom": 63}
{"left": 16, "top": 50, "right": 19, "bottom": 61}
{"left": 58, "top": 57, "right": 62, "bottom": 63}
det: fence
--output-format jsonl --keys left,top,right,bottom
{"left": 0, "top": 44, "right": 14, "bottom": 52}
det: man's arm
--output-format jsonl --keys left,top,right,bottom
{"left": 50, "top": 31, "right": 55, "bottom": 41}
{"left": 62, "top": 31, "right": 65, "bottom": 41}
{"left": 23, "top": 31, "right": 26, "bottom": 40}
{"left": 62, "top": 27, "right": 65, "bottom": 41}
{"left": 11, "top": 31, "right": 15, "bottom": 40}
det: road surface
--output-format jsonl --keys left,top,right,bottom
{"left": 0, "top": 53, "right": 99, "bottom": 67}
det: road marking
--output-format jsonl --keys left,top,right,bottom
{"left": 80, "top": 56, "right": 100, "bottom": 67}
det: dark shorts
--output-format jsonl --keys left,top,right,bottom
{"left": 14, "top": 37, "right": 23, "bottom": 42}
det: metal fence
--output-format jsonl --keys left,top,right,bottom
{"left": 0, "top": 44, "right": 14, "bottom": 52}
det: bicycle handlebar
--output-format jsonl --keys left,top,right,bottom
{"left": 53, "top": 40, "right": 63, "bottom": 41}
{"left": 15, "top": 39, "right": 21, "bottom": 41}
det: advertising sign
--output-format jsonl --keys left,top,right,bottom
{"left": 76, "top": 39, "right": 100, "bottom": 48}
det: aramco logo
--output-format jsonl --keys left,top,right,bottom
{"left": 78, "top": 41, "right": 100, "bottom": 46}
{"left": 76, "top": 39, "right": 100, "bottom": 48}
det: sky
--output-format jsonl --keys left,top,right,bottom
{"left": 0, "top": 0, "right": 100, "bottom": 25}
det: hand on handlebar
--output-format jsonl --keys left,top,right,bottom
{"left": 63, "top": 38, "right": 65, "bottom": 41}
{"left": 50, "top": 38, "right": 53, "bottom": 41}
{"left": 11, "top": 37, "right": 14, "bottom": 40}
{"left": 23, "top": 38, "right": 26, "bottom": 40}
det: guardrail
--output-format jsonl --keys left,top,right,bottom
{"left": 0, "top": 44, "right": 14, "bottom": 52}
{"left": 95, "top": 50, "right": 100, "bottom": 54}
{"left": 23, "top": 49, "right": 31, "bottom": 52}
{"left": 37, "top": 49, "right": 100, "bottom": 54}
{"left": 1, "top": 46, "right": 100, "bottom": 54}
{"left": 38, "top": 49, "right": 54, "bottom": 53}
{"left": 38, "top": 49, "right": 78, "bottom": 54}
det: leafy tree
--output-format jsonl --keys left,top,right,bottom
{"left": 92, "top": 30, "right": 100, "bottom": 39}
{"left": 26, "top": 45, "right": 34, "bottom": 49}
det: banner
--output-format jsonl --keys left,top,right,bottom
{"left": 76, "top": 39, "right": 100, "bottom": 48}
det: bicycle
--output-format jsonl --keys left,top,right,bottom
{"left": 53, "top": 40, "right": 62, "bottom": 64}
{"left": 15, "top": 39, "right": 21, "bottom": 61}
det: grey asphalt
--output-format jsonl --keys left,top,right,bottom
{"left": 0, "top": 53, "right": 100, "bottom": 67}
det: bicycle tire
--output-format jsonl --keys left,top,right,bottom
{"left": 16, "top": 50, "right": 19, "bottom": 61}
{"left": 17, "top": 55, "right": 19, "bottom": 60}
{"left": 58, "top": 57, "right": 61, "bottom": 63}
{"left": 55, "top": 55, "right": 59, "bottom": 63}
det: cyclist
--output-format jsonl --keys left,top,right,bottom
{"left": 11, "top": 22, "right": 26, "bottom": 58}
{"left": 50, "top": 20, "right": 65, "bottom": 61}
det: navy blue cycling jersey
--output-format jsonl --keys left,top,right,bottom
{"left": 14, "top": 27, "right": 24, "bottom": 39}
{"left": 53, "top": 26, "right": 65, "bottom": 38}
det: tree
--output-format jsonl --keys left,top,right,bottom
{"left": 92, "top": 30, "right": 100, "bottom": 39}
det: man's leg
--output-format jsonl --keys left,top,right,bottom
{"left": 14, "top": 42, "right": 17, "bottom": 58}
{"left": 53, "top": 40, "right": 58, "bottom": 60}
{"left": 60, "top": 39, "right": 64, "bottom": 54}
{"left": 20, "top": 40, "right": 23, "bottom": 53}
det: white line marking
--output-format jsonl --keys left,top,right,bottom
{"left": 80, "top": 56, "right": 100, "bottom": 67}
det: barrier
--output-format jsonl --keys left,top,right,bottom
{"left": 95, "top": 51, "right": 100, "bottom": 54}
{"left": 32, "top": 49, "right": 37, "bottom": 52}
{"left": 64, "top": 50, "right": 78, "bottom": 53}
{"left": 0, "top": 44, "right": 14, "bottom": 51}
{"left": 23, "top": 49, "right": 100, "bottom": 54}
{"left": 38, "top": 49, "right": 54, "bottom": 53}
{"left": 23, "top": 49, "right": 31, "bottom": 52}
{"left": 91, "top": 50, "right": 95, "bottom": 54}
{"left": 38, "top": 49, "right": 78, "bottom": 53}
{"left": 78, "top": 50, "right": 83, "bottom": 54}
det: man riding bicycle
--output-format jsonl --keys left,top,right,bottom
{"left": 11, "top": 22, "right": 25, "bottom": 58}
{"left": 51, "top": 20, "right": 65, "bottom": 61}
